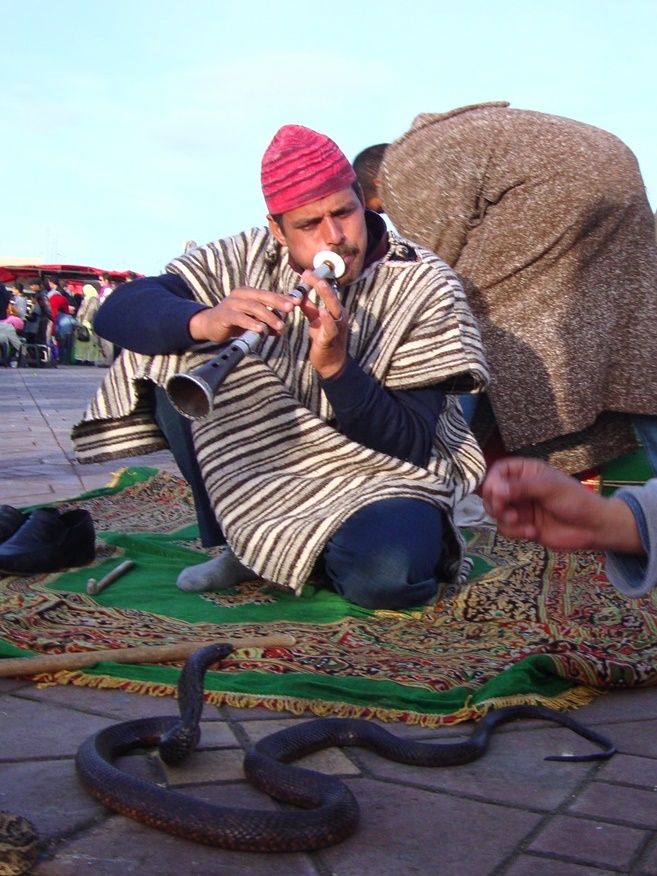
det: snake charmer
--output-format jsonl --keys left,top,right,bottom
{"left": 73, "top": 124, "right": 488, "bottom": 609}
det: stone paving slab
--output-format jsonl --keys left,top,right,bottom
{"left": 2, "top": 366, "right": 657, "bottom": 875}
{"left": 527, "top": 816, "right": 647, "bottom": 872}
{"left": 320, "top": 778, "right": 543, "bottom": 875}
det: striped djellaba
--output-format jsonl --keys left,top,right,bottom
{"left": 72, "top": 227, "right": 489, "bottom": 593}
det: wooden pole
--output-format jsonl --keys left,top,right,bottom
{"left": 0, "top": 634, "right": 295, "bottom": 677}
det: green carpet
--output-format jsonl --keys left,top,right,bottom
{"left": 1, "top": 465, "right": 656, "bottom": 726}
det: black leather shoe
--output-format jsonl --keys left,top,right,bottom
{"left": 0, "top": 505, "right": 27, "bottom": 544}
{"left": 0, "top": 508, "right": 96, "bottom": 574}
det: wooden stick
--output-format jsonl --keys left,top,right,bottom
{"left": 0, "top": 634, "right": 296, "bottom": 678}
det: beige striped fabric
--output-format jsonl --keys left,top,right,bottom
{"left": 73, "top": 226, "right": 489, "bottom": 592}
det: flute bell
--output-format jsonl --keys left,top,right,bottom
{"left": 166, "top": 368, "right": 215, "bottom": 420}
{"left": 166, "top": 332, "right": 258, "bottom": 419}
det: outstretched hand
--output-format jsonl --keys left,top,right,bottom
{"left": 482, "top": 457, "right": 644, "bottom": 554}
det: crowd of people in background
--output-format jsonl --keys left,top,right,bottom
{"left": 0, "top": 270, "right": 137, "bottom": 367}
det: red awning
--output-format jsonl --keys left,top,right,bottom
{"left": 0, "top": 264, "right": 142, "bottom": 285}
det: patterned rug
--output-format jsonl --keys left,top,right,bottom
{"left": 1, "top": 466, "right": 656, "bottom": 726}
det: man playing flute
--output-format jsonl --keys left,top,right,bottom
{"left": 73, "top": 125, "right": 488, "bottom": 609}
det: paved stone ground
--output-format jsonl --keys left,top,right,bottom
{"left": 1, "top": 365, "right": 657, "bottom": 876}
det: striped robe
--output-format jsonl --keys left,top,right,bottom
{"left": 73, "top": 227, "right": 489, "bottom": 593}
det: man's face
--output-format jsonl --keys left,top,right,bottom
{"left": 268, "top": 186, "right": 368, "bottom": 287}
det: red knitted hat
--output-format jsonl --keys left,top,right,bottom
{"left": 261, "top": 125, "right": 357, "bottom": 215}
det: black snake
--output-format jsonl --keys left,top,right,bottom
{"left": 75, "top": 643, "right": 616, "bottom": 852}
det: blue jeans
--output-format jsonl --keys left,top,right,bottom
{"left": 154, "top": 388, "right": 444, "bottom": 609}
{"left": 632, "top": 415, "right": 657, "bottom": 477}
{"left": 457, "top": 393, "right": 479, "bottom": 426}
{"left": 154, "top": 387, "right": 225, "bottom": 546}
{"left": 321, "top": 498, "right": 443, "bottom": 610}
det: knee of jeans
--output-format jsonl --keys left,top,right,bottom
{"left": 328, "top": 549, "right": 438, "bottom": 610}
{"left": 336, "top": 572, "right": 438, "bottom": 610}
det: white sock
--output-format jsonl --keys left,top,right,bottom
{"left": 176, "top": 547, "right": 257, "bottom": 592}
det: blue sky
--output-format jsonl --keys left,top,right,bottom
{"left": 2, "top": 0, "right": 657, "bottom": 275}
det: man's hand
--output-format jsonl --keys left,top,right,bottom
{"left": 188, "top": 287, "right": 297, "bottom": 345}
{"left": 482, "top": 457, "right": 644, "bottom": 554}
{"left": 187, "top": 268, "right": 349, "bottom": 379}
{"left": 296, "top": 268, "right": 349, "bottom": 379}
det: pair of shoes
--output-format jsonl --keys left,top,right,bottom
{"left": 0, "top": 505, "right": 27, "bottom": 544}
{"left": 0, "top": 507, "right": 96, "bottom": 574}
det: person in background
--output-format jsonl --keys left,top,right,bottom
{"left": 0, "top": 320, "right": 22, "bottom": 365}
{"left": 354, "top": 103, "right": 657, "bottom": 477}
{"left": 73, "top": 284, "right": 100, "bottom": 365}
{"left": 45, "top": 277, "right": 70, "bottom": 319}
{"left": 0, "top": 282, "right": 9, "bottom": 320}
{"left": 53, "top": 305, "right": 78, "bottom": 365}
{"left": 22, "top": 287, "right": 52, "bottom": 347}
{"left": 10, "top": 283, "right": 28, "bottom": 321}
{"left": 63, "top": 281, "right": 83, "bottom": 314}
{"left": 95, "top": 274, "right": 117, "bottom": 364}
{"left": 27, "top": 278, "right": 43, "bottom": 300}
{"left": 1, "top": 312, "right": 24, "bottom": 333}
{"left": 97, "top": 273, "right": 114, "bottom": 303}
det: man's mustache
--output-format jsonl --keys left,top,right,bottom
{"left": 332, "top": 243, "right": 360, "bottom": 259}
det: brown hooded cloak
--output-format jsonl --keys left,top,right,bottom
{"left": 380, "top": 102, "right": 657, "bottom": 472}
